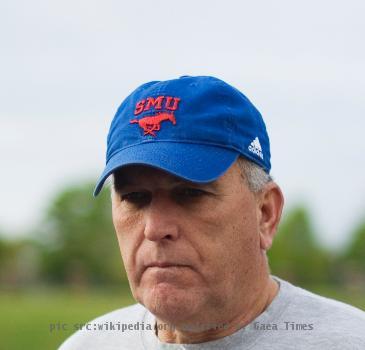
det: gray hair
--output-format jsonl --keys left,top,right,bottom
{"left": 236, "top": 156, "right": 273, "bottom": 193}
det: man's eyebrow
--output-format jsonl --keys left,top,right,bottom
{"left": 113, "top": 178, "right": 135, "bottom": 191}
{"left": 168, "top": 179, "right": 221, "bottom": 192}
{"left": 113, "top": 176, "right": 221, "bottom": 191}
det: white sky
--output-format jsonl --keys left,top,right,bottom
{"left": 1, "top": 0, "right": 364, "bottom": 249}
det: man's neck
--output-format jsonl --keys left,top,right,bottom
{"left": 156, "top": 276, "right": 279, "bottom": 344}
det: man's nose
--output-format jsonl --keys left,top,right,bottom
{"left": 143, "top": 193, "right": 179, "bottom": 242}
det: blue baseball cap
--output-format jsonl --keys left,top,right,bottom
{"left": 94, "top": 75, "right": 271, "bottom": 196}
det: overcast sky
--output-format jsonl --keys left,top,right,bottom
{"left": 1, "top": 0, "right": 364, "bottom": 249}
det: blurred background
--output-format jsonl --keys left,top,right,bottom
{"left": 1, "top": 0, "right": 364, "bottom": 349}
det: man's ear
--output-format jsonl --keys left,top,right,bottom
{"left": 257, "top": 182, "right": 284, "bottom": 251}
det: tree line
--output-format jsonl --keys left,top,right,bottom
{"left": 0, "top": 182, "right": 364, "bottom": 289}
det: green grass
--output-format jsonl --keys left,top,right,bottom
{"left": 1, "top": 285, "right": 364, "bottom": 350}
{"left": 0, "top": 285, "right": 135, "bottom": 350}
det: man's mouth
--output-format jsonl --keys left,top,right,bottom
{"left": 146, "top": 262, "right": 189, "bottom": 269}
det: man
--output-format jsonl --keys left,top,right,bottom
{"left": 59, "top": 76, "right": 365, "bottom": 349}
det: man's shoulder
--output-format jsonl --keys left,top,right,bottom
{"left": 58, "top": 303, "right": 154, "bottom": 350}
{"left": 275, "top": 277, "right": 365, "bottom": 347}
{"left": 284, "top": 278, "right": 365, "bottom": 320}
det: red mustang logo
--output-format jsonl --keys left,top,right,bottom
{"left": 130, "top": 112, "right": 176, "bottom": 137}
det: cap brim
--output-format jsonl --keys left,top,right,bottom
{"left": 93, "top": 142, "right": 239, "bottom": 196}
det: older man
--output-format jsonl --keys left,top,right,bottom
{"left": 60, "top": 76, "right": 365, "bottom": 349}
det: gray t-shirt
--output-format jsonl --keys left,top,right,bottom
{"left": 59, "top": 276, "right": 365, "bottom": 349}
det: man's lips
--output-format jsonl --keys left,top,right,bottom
{"left": 145, "top": 262, "right": 189, "bottom": 269}
{"left": 142, "top": 261, "right": 193, "bottom": 276}
{"left": 138, "top": 261, "right": 193, "bottom": 282}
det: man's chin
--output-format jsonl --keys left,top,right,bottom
{"left": 138, "top": 283, "right": 202, "bottom": 323}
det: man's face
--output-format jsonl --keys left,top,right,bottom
{"left": 111, "top": 161, "right": 263, "bottom": 326}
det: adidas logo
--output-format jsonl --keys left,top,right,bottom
{"left": 248, "top": 137, "right": 264, "bottom": 160}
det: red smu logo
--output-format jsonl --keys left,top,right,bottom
{"left": 130, "top": 112, "right": 176, "bottom": 136}
{"left": 130, "top": 96, "right": 180, "bottom": 137}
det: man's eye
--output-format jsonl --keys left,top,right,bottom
{"left": 121, "top": 192, "right": 150, "bottom": 203}
{"left": 177, "top": 188, "right": 206, "bottom": 198}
